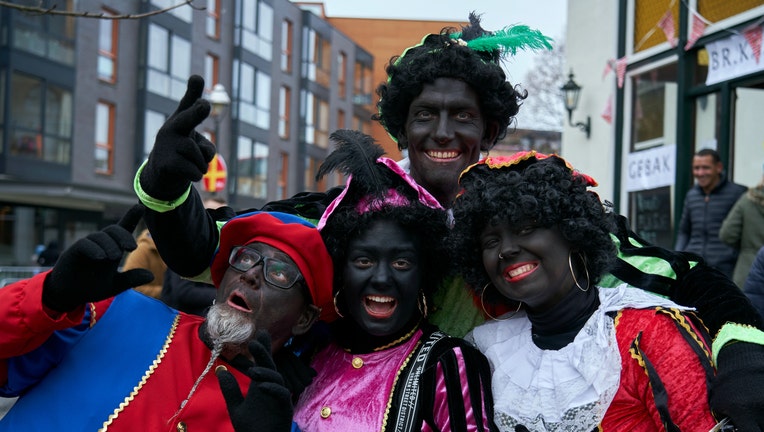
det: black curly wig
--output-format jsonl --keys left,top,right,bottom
{"left": 373, "top": 13, "right": 527, "bottom": 151}
{"left": 449, "top": 155, "right": 617, "bottom": 302}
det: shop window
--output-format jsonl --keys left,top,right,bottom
{"left": 630, "top": 63, "right": 678, "bottom": 151}
{"left": 633, "top": 0, "right": 679, "bottom": 52}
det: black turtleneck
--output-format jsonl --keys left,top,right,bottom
{"left": 527, "top": 285, "right": 600, "bottom": 350}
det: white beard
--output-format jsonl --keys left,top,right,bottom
{"left": 205, "top": 303, "right": 256, "bottom": 351}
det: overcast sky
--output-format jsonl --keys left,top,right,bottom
{"left": 309, "top": 0, "right": 568, "bottom": 84}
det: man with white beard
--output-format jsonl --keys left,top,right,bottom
{"left": 0, "top": 205, "right": 335, "bottom": 432}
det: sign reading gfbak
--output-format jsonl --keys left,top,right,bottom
{"left": 625, "top": 144, "right": 676, "bottom": 192}
{"left": 706, "top": 26, "right": 764, "bottom": 85}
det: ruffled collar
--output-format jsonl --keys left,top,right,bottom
{"left": 469, "top": 284, "right": 687, "bottom": 432}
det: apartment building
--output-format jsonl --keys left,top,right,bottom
{"left": 0, "top": 0, "right": 374, "bottom": 265}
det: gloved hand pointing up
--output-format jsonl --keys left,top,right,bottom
{"left": 139, "top": 75, "right": 217, "bottom": 201}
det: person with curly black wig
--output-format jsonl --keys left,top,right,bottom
{"left": 450, "top": 152, "right": 717, "bottom": 431}
{"left": 292, "top": 130, "right": 496, "bottom": 431}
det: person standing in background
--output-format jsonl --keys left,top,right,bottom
{"left": 720, "top": 165, "right": 764, "bottom": 288}
{"left": 744, "top": 246, "right": 764, "bottom": 318}
{"left": 675, "top": 148, "right": 746, "bottom": 278}
{"left": 122, "top": 227, "right": 166, "bottom": 298}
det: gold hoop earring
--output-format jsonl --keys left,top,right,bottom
{"left": 333, "top": 290, "right": 345, "bottom": 318}
{"left": 568, "top": 251, "right": 591, "bottom": 292}
{"left": 417, "top": 291, "right": 428, "bottom": 318}
{"left": 480, "top": 283, "right": 522, "bottom": 321}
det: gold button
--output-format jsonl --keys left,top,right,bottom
{"left": 215, "top": 365, "right": 227, "bottom": 373}
{"left": 351, "top": 357, "right": 364, "bottom": 368}
{"left": 320, "top": 406, "right": 331, "bottom": 418}
{"left": 176, "top": 422, "right": 187, "bottom": 432}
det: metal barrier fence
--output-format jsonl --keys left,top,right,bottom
{"left": 0, "top": 266, "right": 51, "bottom": 287}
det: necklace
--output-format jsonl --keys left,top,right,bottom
{"left": 372, "top": 321, "right": 421, "bottom": 352}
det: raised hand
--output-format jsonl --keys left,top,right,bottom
{"left": 217, "top": 330, "right": 294, "bottom": 432}
{"left": 42, "top": 204, "right": 155, "bottom": 312}
{"left": 140, "top": 75, "right": 216, "bottom": 201}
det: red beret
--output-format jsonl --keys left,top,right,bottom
{"left": 210, "top": 211, "right": 337, "bottom": 322}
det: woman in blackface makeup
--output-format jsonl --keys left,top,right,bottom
{"left": 449, "top": 152, "right": 718, "bottom": 431}
{"left": 292, "top": 130, "right": 496, "bottom": 432}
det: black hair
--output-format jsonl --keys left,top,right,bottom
{"left": 373, "top": 13, "right": 526, "bottom": 151}
{"left": 696, "top": 148, "right": 721, "bottom": 163}
{"left": 449, "top": 156, "right": 616, "bottom": 302}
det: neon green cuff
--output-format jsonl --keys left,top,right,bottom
{"left": 712, "top": 322, "right": 764, "bottom": 363}
{"left": 133, "top": 161, "right": 192, "bottom": 213}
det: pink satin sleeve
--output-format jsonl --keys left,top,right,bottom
{"left": 423, "top": 346, "right": 491, "bottom": 432}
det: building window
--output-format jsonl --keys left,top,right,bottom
{"left": 304, "top": 156, "right": 325, "bottom": 192}
{"left": 301, "top": 91, "right": 329, "bottom": 148}
{"left": 338, "top": 52, "right": 347, "bottom": 99}
{"left": 151, "top": 0, "right": 192, "bottom": 22}
{"left": 303, "top": 28, "right": 331, "bottom": 87}
{"left": 237, "top": 136, "right": 268, "bottom": 199}
{"left": 337, "top": 109, "right": 346, "bottom": 130}
{"left": 95, "top": 101, "right": 115, "bottom": 175}
{"left": 98, "top": 9, "right": 118, "bottom": 83}
{"left": 234, "top": 60, "right": 271, "bottom": 129}
{"left": 281, "top": 19, "right": 293, "bottom": 73}
{"left": 279, "top": 86, "right": 291, "bottom": 139}
{"left": 144, "top": 110, "right": 166, "bottom": 159}
{"left": 11, "top": 0, "right": 75, "bottom": 65}
{"left": 9, "top": 72, "right": 72, "bottom": 164}
{"left": 207, "top": 0, "right": 221, "bottom": 39}
{"left": 353, "top": 114, "right": 371, "bottom": 135}
{"left": 353, "top": 61, "right": 373, "bottom": 105}
{"left": 278, "top": 152, "right": 289, "bottom": 200}
{"left": 630, "top": 63, "right": 677, "bottom": 151}
{"left": 147, "top": 23, "right": 191, "bottom": 100}
{"left": 205, "top": 53, "right": 220, "bottom": 90}
{"left": 239, "top": 0, "right": 273, "bottom": 61}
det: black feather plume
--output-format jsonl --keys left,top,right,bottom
{"left": 317, "top": 129, "right": 389, "bottom": 197}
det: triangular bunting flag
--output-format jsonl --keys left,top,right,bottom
{"left": 602, "top": 59, "right": 614, "bottom": 80}
{"left": 616, "top": 57, "right": 628, "bottom": 89}
{"left": 685, "top": 11, "right": 707, "bottom": 50}
{"left": 743, "top": 25, "right": 763, "bottom": 63}
{"left": 658, "top": 10, "right": 677, "bottom": 47}
{"left": 601, "top": 94, "right": 613, "bottom": 124}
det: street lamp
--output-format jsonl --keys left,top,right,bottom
{"left": 560, "top": 70, "right": 591, "bottom": 139}
{"left": 208, "top": 83, "right": 231, "bottom": 145}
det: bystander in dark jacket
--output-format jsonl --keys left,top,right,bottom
{"left": 675, "top": 149, "right": 746, "bottom": 278}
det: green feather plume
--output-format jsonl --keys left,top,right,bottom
{"left": 453, "top": 25, "right": 553, "bottom": 56}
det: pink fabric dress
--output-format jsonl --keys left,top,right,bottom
{"left": 294, "top": 328, "right": 495, "bottom": 431}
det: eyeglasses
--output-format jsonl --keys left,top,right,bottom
{"left": 228, "top": 246, "right": 303, "bottom": 289}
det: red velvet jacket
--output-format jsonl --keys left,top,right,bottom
{"left": 0, "top": 272, "right": 249, "bottom": 431}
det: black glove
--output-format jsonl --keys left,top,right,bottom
{"left": 42, "top": 204, "right": 155, "bottom": 312}
{"left": 140, "top": 75, "right": 216, "bottom": 201}
{"left": 710, "top": 342, "right": 764, "bottom": 432}
{"left": 273, "top": 349, "right": 317, "bottom": 399}
{"left": 217, "top": 330, "right": 294, "bottom": 432}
